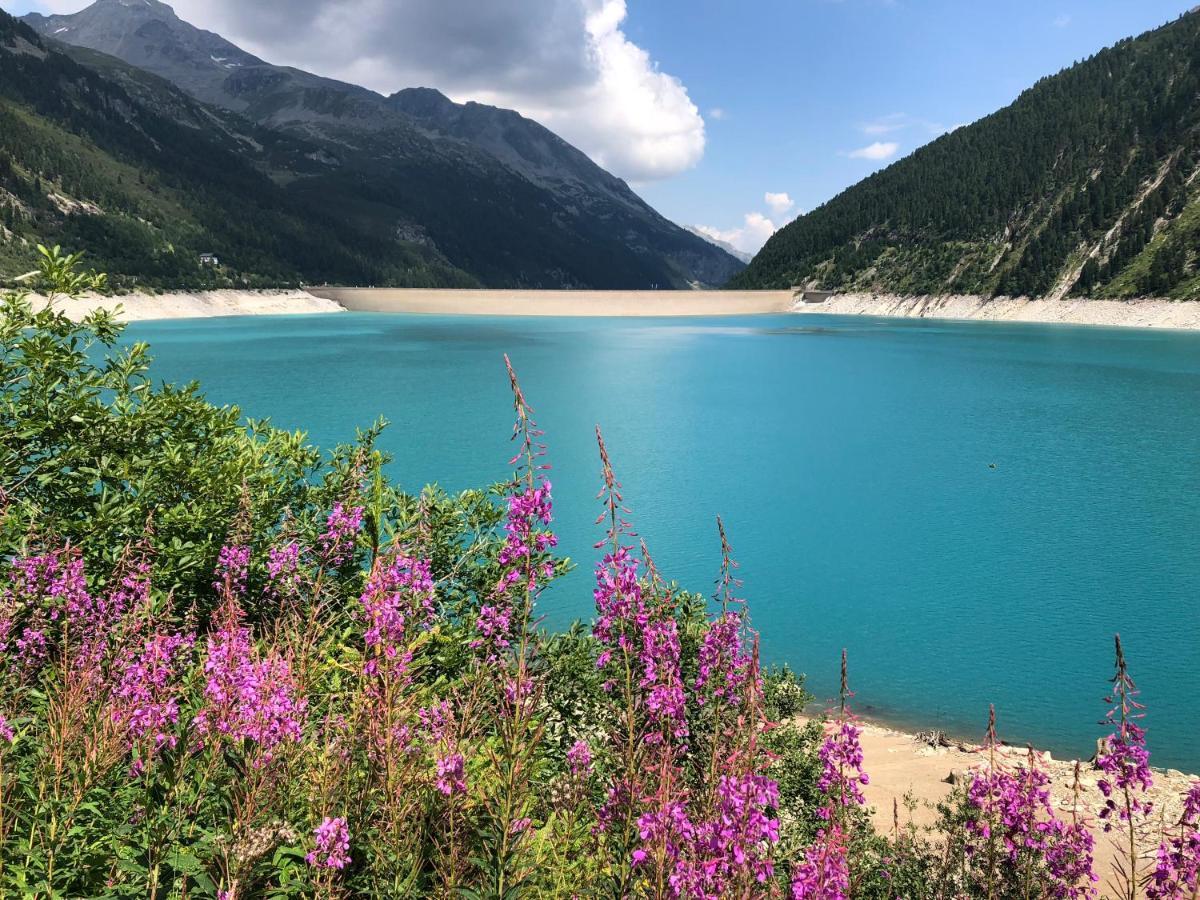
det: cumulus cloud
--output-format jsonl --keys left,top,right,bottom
{"left": 764, "top": 191, "right": 794, "bottom": 217}
{"left": 708, "top": 107, "right": 727, "bottom": 121}
{"left": 692, "top": 213, "right": 779, "bottom": 255}
{"left": 847, "top": 141, "right": 900, "bottom": 161}
{"left": 40, "top": 0, "right": 705, "bottom": 182}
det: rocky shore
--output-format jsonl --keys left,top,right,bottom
{"left": 794, "top": 293, "right": 1200, "bottom": 330}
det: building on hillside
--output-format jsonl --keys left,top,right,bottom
{"left": 199, "top": 253, "right": 220, "bottom": 267}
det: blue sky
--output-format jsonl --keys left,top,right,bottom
{"left": 7, "top": 0, "right": 1198, "bottom": 253}
{"left": 628, "top": 0, "right": 1199, "bottom": 250}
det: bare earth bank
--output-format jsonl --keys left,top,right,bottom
{"left": 796, "top": 293, "right": 1200, "bottom": 329}
{"left": 35, "top": 289, "right": 344, "bottom": 322}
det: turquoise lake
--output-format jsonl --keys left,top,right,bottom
{"left": 124, "top": 312, "right": 1200, "bottom": 769}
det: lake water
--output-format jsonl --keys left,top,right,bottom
{"left": 124, "top": 312, "right": 1200, "bottom": 769}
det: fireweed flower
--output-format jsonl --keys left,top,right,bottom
{"left": 319, "top": 503, "right": 364, "bottom": 568}
{"left": 639, "top": 617, "right": 688, "bottom": 745}
{"left": 360, "top": 554, "right": 435, "bottom": 681}
{"left": 817, "top": 720, "right": 870, "bottom": 817}
{"left": 1096, "top": 721, "right": 1153, "bottom": 826}
{"left": 791, "top": 825, "right": 850, "bottom": 900}
{"left": 306, "top": 816, "right": 351, "bottom": 870}
{"left": 193, "top": 599, "right": 306, "bottom": 764}
{"left": 476, "top": 362, "right": 558, "bottom": 662}
{"left": 963, "top": 761, "right": 1097, "bottom": 897}
{"left": 14, "top": 626, "right": 48, "bottom": 668}
{"left": 1148, "top": 782, "right": 1200, "bottom": 899}
{"left": 1097, "top": 635, "right": 1153, "bottom": 830}
{"left": 112, "top": 629, "right": 195, "bottom": 771}
{"left": 2, "top": 549, "right": 97, "bottom": 670}
{"left": 672, "top": 774, "right": 781, "bottom": 897}
{"left": 420, "top": 700, "right": 466, "bottom": 796}
{"left": 0, "top": 712, "right": 14, "bottom": 743}
{"left": 476, "top": 479, "right": 557, "bottom": 661}
{"left": 632, "top": 799, "right": 694, "bottom": 871}
{"left": 592, "top": 545, "right": 647, "bottom": 685}
{"left": 964, "top": 713, "right": 1098, "bottom": 898}
{"left": 694, "top": 610, "right": 752, "bottom": 707}
{"left": 567, "top": 739, "right": 592, "bottom": 777}
{"left": 266, "top": 542, "right": 302, "bottom": 596}
{"left": 213, "top": 544, "right": 251, "bottom": 597}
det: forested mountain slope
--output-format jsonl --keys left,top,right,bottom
{"left": 0, "top": 11, "right": 472, "bottom": 288}
{"left": 734, "top": 10, "right": 1200, "bottom": 300}
{"left": 22, "top": 0, "right": 742, "bottom": 289}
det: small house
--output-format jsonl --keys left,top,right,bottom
{"left": 199, "top": 253, "right": 220, "bottom": 267}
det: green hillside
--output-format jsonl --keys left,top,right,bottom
{"left": 733, "top": 11, "right": 1200, "bottom": 300}
{"left": 0, "top": 12, "right": 475, "bottom": 289}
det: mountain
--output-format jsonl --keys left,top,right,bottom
{"left": 684, "top": 226, "right": 754, "bottom": 265}
{"left": 21, "top": 0, "right": 742, "bottom": 290}
{"left": 0, "top": 10, "right": 474, "bottom": 288}
{"left": 733, "top": 11, "right": 1200, "bottom": 300}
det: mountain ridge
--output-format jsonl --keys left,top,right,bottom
{"left": 15, "top": 0, "right": 742, "bottom": 289}
{"left": 0, "top": 9, "right": 478, "bottom": 288}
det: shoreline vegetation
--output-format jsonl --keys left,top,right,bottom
{"left": 35, "top": 286, "right": 1200, "bottom": 329}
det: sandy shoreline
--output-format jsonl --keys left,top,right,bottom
{"left": 809, "top": 714, "right": 1198, "bottom": 877}
{"left": 32, "top": 289, "right": 344, "bottom": 321}
{"left": 795, "top": 292, "right": 1200, "bottom": 330}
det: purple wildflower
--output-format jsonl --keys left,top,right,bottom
{"left": 1148, "top": 782, "right": 1200, "bottom": 899}
{"left": 360, "top": 554, "right": 435, "bottom": 680}
{"left": 567, "top": 739, "right": 592, "bottom": 777}
{"left": 319, "top": 503, "right": 364, "bottom": 568}
{"left": 213, "top": 544, "right": 250, "bottom": 598}
{"left": 672, "top": 773, "right": 781, "bottom": 896}
{"left": 306, "top": 816, "right": 351, "bottom": 870}
{"left": 694, "top": 610, "right": 751, "bottom": 708}
{"left": 640, "top": 617, "right": 688, "bottom": 746}
{"left": 435, "top": 752, "right": 466, "bottom": 797}
{"left": 112, "top": 630, "right": 194, "bottom": 770}
{"left": 1097, "top": 635, "right": 1153, "bottom": 830}
{"left": 420, "top": 700, "right": 467, "bottom": 796}
{"left": 817, "top": 720, "right": 869, "bottom": 817}
{"left": 193, "top": 600, "right": 306, "bottom": 764}
{"left": 791, "top": 826, "right": 850, "bottom": 899}
{"left": 266, "top": 542, "right": 302, "bottom": 596}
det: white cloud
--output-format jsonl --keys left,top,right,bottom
{"left": 708, "top": 107, "right": 726, "bottom": 121}
{"left": 694, "top": 188, "right": 806, "bottom": 254}
{"left": 847, "top": 141, "right": 900, "bottom": 161}
{"left": 692, "top": 213, "right": 779, "bottom": 255}
{"left": 1053, "top": 13, "right": 1072, "bottom": 28}
{"left": 55, "top": 0, "right": 705, "bottom": 182}
{"left": 764, "top": 191, "right": 794, "bottom": 217}
{"left": 861, "top": 112, "right": 946, "bottom": 137}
